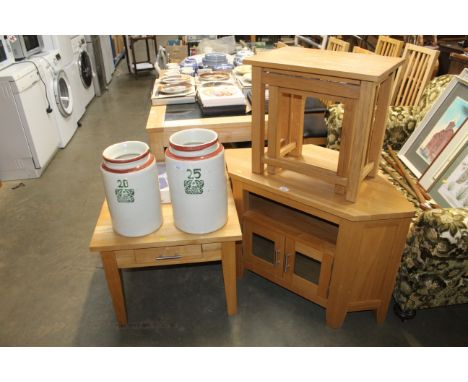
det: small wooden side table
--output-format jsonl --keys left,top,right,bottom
{"left": 89, "top": 187, "right": 242, "bottom": 326}
{"left": 244, "top": 47, "right": 405, "bottom": 202}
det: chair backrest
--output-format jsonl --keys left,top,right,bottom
{"left": 276, "top": 41, "right": 288, "bottom": 49}
{"left": 352, "top": 46, "right": 374, "bottom": 54}
{"left": 375, "top": 36, "right": 405, "bottom": 57}
{"left": 326, "top": 37, "right": 350, "bottom": 52}
{"left": 391, "top": 43, "right": 440, "bottom": 107}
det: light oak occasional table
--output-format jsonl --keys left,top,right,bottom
{"left": 89, "top": 188, "right": 242, "bottom": 326}
{"left": 244, "top": 47, "right": 405, "bottom": 202}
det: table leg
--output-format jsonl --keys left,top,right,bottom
{"left": 325, "top": 307, "right": 347, "bottom": 329}
{"left": 221, "top": 241, "right": 237, "bottom": 315}
{"left": 100, "top": 251, "right": 128, "bottom": 326}
{"left": 235, "top": 242, "right": 245, "bottom": 279}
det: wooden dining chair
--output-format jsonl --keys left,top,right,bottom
{"left": 326, "top": 37, "right": 350, "bottom": 52}
{"left": 391, "top": 43, "right": 440, "bottom": 107}
{"left": 352, "top": 46, "right": 375, "bottom": 54}
{"left": 375, "top": 35, "right": 405, "bottom": 57}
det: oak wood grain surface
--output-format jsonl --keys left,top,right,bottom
{"left": 244, "top": 47, "right": 405, "bottom": 82}
{"left": 90, "top": 186, "right": 242, "bottom": 252}
{"left": 225, "top": 147, "right": 414, "bottom": 222}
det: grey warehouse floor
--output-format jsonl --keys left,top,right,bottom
{"left": 0, "top": 58, "right": 467, "bottom": 347}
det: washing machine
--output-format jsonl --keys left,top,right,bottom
{"left": 30, "top": 50, "right": 79, "bottom": 148}
{"left": 71, "top": 35, "right": 95, "bottom": 113}
{"left": 41, "top": 35, "right": 86, "bottom": 122}
{"left": 0, "top": 62, "right": 59, "bottom": 180}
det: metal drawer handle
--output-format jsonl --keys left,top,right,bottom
{"left": 155, "top": 254, "right": 182, "bottom": 260}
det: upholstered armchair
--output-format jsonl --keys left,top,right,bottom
{"left": 324, "top": 74, "right": 468, "bottom": 319}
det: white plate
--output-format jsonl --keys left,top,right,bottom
{"left": 159, "top": 83, "right": 192, "bottom": 94}
{"left": 160, "top": 74, "right": 191, "bottom": 85}
{"left": 234, "top": 65, "right": 252, "bottom": 75}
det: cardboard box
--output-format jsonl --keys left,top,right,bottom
{"left": 165, "top": 44, "right": 188, "bottom": 63}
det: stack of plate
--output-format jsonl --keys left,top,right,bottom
{"left": 197, "top": 83, "right": 246, "bottom": 108}
{"left": 179, "top": 57, "right": 198, "bottom": 73}
{"left": 202, "top": 53, "right": 228, "bottom": 68}
{"left": 199, "top": 72, "right": 232, "bottom": 82}
{"left": 234, "top": 49, "right": 254, "bottom": 66}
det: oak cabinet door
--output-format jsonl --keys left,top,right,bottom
{"left": 243, "top": 215, "right": 285, "bottom": 281}
{"left": 285, "top": 238, "right": 334, "bottom": 300}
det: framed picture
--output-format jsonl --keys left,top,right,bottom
{"left": 419, "top": 119, "right": 468, "bottom": 192}
{"left": 423, "top": 141, "right": 468, "bottom": 208}
{"left": 398, "top": 69, "right": 468, "bottom": 178}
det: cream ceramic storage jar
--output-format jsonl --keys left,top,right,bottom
{"left": 165, "top": 128, "right": 227, "bottom": 234}
{"left": 101, "top": 141, "right": 162, "bottom": 237}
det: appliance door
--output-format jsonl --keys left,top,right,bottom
{"left": 22, "top": 35, "right": 43, "bottom": 53}
{"left": 0, "top": 82, "right": 34, "bottom": 170}
{"left": 2, "top": 75, "right": 58, "bottom": 169}
{"left": 78, "top": 50, "right": 93, "bottom": 89}
{"left": 85, "top": 37, "right": 101, "bottom": 96}
{"left": 0, "top": 38, "right": 15, "bottom": 70}
{"left": 99, "top": 36, "right": 115, "bottom": 84}
{"left": 53, "top": 70, "right": 74, "bottom": 117}
{"left": 12, "top": 35, "right": 44, "bottom": 59}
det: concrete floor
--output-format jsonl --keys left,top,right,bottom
{"left": 0, "top": 58, "right": 467, "bottom": 347}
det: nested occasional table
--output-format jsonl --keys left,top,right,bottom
{"left": 89, "top": 187, "right": 242, "bottom": 326}
{"left": 244, "top": 47, "right": 405, "bottom": 202}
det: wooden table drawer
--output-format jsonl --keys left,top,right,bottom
{"left": 115, "top": 243, "right": 225, "bottom": 268}
{"left": 134, "top": 245, "right": 203, "bottom": 265}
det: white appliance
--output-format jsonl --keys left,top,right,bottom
{"left": 41, "top": 35, "right": 86, "bottom": 121}
{"left": 0, "top": 37, "right": 15, "bottom": 71}
{"left": 71, "top": 35, "right": 95, "bottom": 112}
{"left": 99, "top": 35, "right": 115, "bottom": 84}
{"left": 9, "top": 35, "right": 44, "bottom": 60}
{"left": 41, "top": 35, "right": 75, "bottom": 65}
{"left": 84, "top": 35, "right": 101, "bottom": 96}
{"left": 30, "top": 50, "right": 80, "bottom": 148}
{"left": 0, "top": 63, "right": 59, "bottom": 180}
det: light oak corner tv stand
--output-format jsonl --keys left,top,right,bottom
{"left": 225, "top": 147, "right": 414, "bottom": 329}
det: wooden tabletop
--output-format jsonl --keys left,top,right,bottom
{"left": 243, "top": 47, "right": 405, "bottom": 82}
{"left": 225, "top": 147, "right": 414, "bottom": 222}
{"left": 145, "top": 104, "right": 263, "bottom": 134}
{"left": 89, "top": 186, "right": 242, "bottom": 252}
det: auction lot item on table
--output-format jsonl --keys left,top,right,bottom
{"left": 151, "top": 73, "right": 196, "bottom": 106}
{"left": 101, "top": 141, "right": 162, "bottom": 237}
{"left": 165, "top": 128, "right": 228, "bottom": 234}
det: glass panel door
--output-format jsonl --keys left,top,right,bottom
{"left": 294, "top": 251, "right": 321, "bottom": 284}
{"left": 23, "top": 36, "right": 40, "bottom": 51}
{"left": 252, "top": 233, "right": 275, "bottom": 264}
{"left": 243, "top": 213, "right": 285, "bottom": 280}
{"left": 55, "top": 71, "right": 73, "bottom": 117}
{"left": 79, "top": 51, "right": 93, "bottom": 88}
{"left": 286, "top": 238, "right": 334, "bottom": 300}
